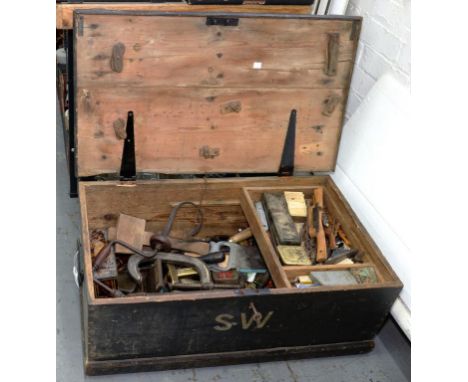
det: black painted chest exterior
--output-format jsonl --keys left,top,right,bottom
{"left": 73, "top": 10, "right": 402, "bottom": 375}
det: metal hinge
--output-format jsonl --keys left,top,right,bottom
{"left": 278, "top": 110, "right": 297, "bottom": 176}
{"left": 79, "top": 111, "right": 138, "bottom": 183}
{"left": 206, "top": 17, "right": 240, "bottom": 27}
{"left": 120, "top": 111, "right": 136, "bottom": 181}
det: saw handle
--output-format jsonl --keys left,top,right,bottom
{"left": 199, "top": 251, "right": 226, "bottom": 264}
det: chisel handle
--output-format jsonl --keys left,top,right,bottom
{"left": 315, "top": 209, "right": 328, "bottom": 263}
{"left": 199, "top": 251, "right": 226, "bottom": 264}
{"left": 313, "top": 187, "right": 324, "bottom": 208}
{"left": 313, "top": 188, "right": 327, "bottom": 263}
{"left": 228, "top": 228, "right": 253, "bottom": 243}
{"left": 93, "top": 243, "right": 113, "bottom": 271}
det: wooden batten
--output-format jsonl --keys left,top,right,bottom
{"left": 57, "top": 3, "right": 314, "bottom": 30}
{"left": 74, "top": 12, "right": 361, "bottom": 177}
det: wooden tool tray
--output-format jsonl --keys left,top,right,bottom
{"left": 241, "top": 186, "right": 394, "bottom": 287}
{"left": 72, "top": 10, "right": 402, "bottom": 375}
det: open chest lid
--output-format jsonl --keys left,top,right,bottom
{"left": 73, "top": 11, "right": 361, "bottom": 178}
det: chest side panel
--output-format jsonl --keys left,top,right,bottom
{"left": 86, "top": 287, "right": 400, "bottom": 360}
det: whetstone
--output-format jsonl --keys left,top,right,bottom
{"left": 276, "top": 245, "right": 312, "bottom": 265}
{"left": 262, "top": 192, "right": 301, "bottom": 245}
{"left": 115, "top": 213, "right": 146, "bottom": 254}
{"left": 311, "top": 270, "right": 358, "bottom": 286}
{"left": 284, "top": 191, "right": 307, "bottom": 218}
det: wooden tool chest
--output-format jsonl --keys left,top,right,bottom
{"left": 72, "top": 9, "right": 403, "bottom": 375}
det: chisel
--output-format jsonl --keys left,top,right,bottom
{"left": 313, "top": 188, "right": 327, "bottom": 263}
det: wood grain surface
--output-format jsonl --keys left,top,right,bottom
{"left": 74, "top": 12, "right": 361, "bottom": 177}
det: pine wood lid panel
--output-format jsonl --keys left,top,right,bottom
{"left": 74, "top": 12, "right": 361, "bottom": 177}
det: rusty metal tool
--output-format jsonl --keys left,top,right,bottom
{"left": 168, "top": 201, "right": 203, "bottom": 236}
{"left": 93, "top": 201, "right": 204, "bottom": 272}
{"left": 92, "top": 201, "right": 205, "bottom": 296}
{"left": 127, "top": 252, "right": 214, "bottom": 289}
{"left": 90, "top": 230, "right": 118, "bottom": 281}
{"left": 93, "top": 239, "right": 156, "bottom": 272}
{"left": 325, "top": 248, "right": 359, "bottom": 264}
{"left": 117, "top": 272, "right": 137, "bottom": 294}
{"left": 153, "top": 258, "right": 165, "bottom": 292}
{"left": 93, "top": 278, "right": 124, "bottom": 297}
{"left": 92, "top": 239, "right": 150, "bottom": 297}
{"left": 95, "top": 242, "right": 224, "bottom": 294}
{"left": 149, "top": 201, "right": 204, "bottom": 252}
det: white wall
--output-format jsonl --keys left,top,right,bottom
{"left": 330, "top": 1, "right": 411, "bottom": 338}
{"left": 345, "top": 0, "right": 411, "bottom": 119}
{"left": 332, "top": 73, "right": 411, "bottom": 338}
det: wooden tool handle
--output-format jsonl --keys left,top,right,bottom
{"left": 307, "top": 202, "right": 316, "bottom": 238}
{"left": 324, "top": 219, "right": 338, "bottom": 250}
{"left": 312, "top": 188, "right": 327, "bottom": 262}
{"left": 315, "top": 209, "right": 327, "bottom": 263}
{"left": 229, "top": 227, "right": 253, "bottom": 243}
{"left": 337, "top": 227, "right": 352, "bottom": 248}
{"left": 93, "top": 243, "right": 113, "bottom": 271}
{"left": 313, "top": 187, "right": 324, "bottom": 207}
{"left": 328, "top": 231, "right": 337, "bottom": 250}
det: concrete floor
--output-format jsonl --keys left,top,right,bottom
{"left": 56, "top": 104, "right": 411, "bottom": 382}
